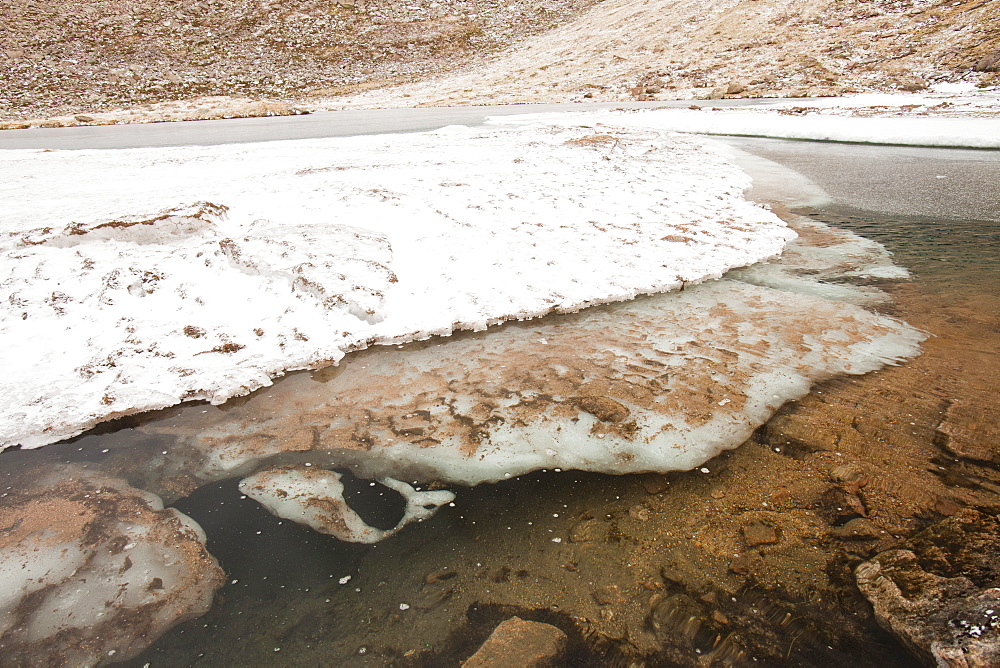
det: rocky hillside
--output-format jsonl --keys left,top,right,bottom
{"left": 1, "top": 0, "right": 998, "bottom": 122}
{"left": 334, "top": 0, "right": 1000, "bottom": 109}
{"left": 0, "top": 0, "right": 601, "bottom": 121}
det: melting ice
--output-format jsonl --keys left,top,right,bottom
{"left": 0, "top": 111, "right": 926, "bottom": 664}
{"left": 1, "top": 122, "right": 792, "bottom": 450}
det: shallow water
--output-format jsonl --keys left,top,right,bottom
{"left": 3, "top": 140, "right": 999, "bottom": 667}
{"left": 802, "top": 207, "right": 1000, "bottom": 296}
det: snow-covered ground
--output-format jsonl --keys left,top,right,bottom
{"left": 0, "top": 120, "right": 794, "bottom": 450}
{"left": 491, "top": 88, "right": 1000, "bottom": 149}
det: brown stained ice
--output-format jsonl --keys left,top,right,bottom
{"left": 0, "top": 469, "right": 225, "bottom": 666}
{"left": 117, "top": 225, "right": 924, "bottom": 495}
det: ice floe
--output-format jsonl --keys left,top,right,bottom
{"left": 239, "top": 467, "right": 455, "bottom": 543}
{"left": 0, "top": 469, "right": 224, "bottom": 665}
{"left": 0, "top": 121, "right": 793, "bottom": 451}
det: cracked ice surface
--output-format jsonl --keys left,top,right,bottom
{"left": 0, "top": 121, "right": 794, "bottom": 450}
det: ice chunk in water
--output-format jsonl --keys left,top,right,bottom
{"left": 0, "top": 469, "right": 224, "bottom": 665}
{"left": 239, "top": 466, "right": 454, "bottom": 543}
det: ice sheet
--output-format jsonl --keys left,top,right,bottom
{"left": 0, "top": 121, "right": 793, "bottom": 450}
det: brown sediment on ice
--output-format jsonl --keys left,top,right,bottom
{"left": 0, "top": 472, "right": 225, "bottom": 666}
{"left": 126, "top": 263, "right": 1000, "bottom": 666}
{"left": 109, "top": 271, "right": 921, "bottom": 494}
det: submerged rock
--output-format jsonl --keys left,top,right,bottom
{"left": 855, "top": 509, "right": 1000, "bottom": 666}
{"left": 0, "top": 471, "right": 224, "bottom": 665}
{"left": 462, "top": 616, "right": 568, "bottom": 667}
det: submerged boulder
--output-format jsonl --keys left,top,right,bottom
{"left": 0, "top": 471, "right": 225, "bottom": 666}
{"left": 463, "top": 616, "right": 568, "bottom": 667}
{"left": 855, "top": 509, "right": 1000, "bottom": 667}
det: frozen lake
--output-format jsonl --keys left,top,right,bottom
{"left": 1, "top": 121, "right": 998, "bottom": 665}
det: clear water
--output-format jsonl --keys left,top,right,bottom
{"left": 804, "top": 206, "right": 1000, "bottom": 296}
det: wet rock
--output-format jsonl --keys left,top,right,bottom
{"left": 830, "top": 517, "right": 880, "bottom": 540}
{"left": 743, "top": 521, "right": 779, "bottom": 546}
{"left": 934, "top": 497, "right": 963, "bottom": 517}
{"left": 728, "top": 553, "right": 764, "bottom": 575}
{"left": 592, "top": 585, "right": 626, "bottom": 606}
{"left": 462, "top": 616, "right": 568, "bottom": 667}
{"left": 642, "top": 474, "right": 671, "bottom": 494}
{"left": 817, "top": 485, "right": 867, "bottom": 525}
{"left": 855, "top": 509, "right": 1000, "bottom": 666}
{"left": 0, "top": 472, "right": 224, "bottom": 666}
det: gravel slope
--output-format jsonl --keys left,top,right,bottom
{"left": 1, "top": 0, "right": 998, "bottom": 124}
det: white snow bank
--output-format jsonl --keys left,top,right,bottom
{"left": 761, "top": 88, "right": 1000, "bottom": 114}
{"left": 0, "top": 122, "right": 793, "bottom": 450}
{"left": 492, "top": 105, "right": 1000, "bottom": 149}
